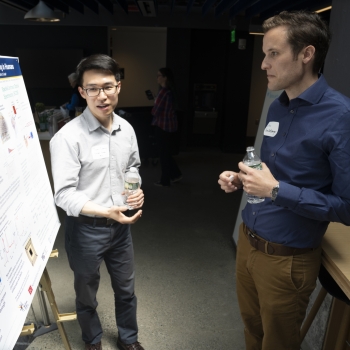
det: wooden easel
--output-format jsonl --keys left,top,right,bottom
{"left": 21, "top": 250, "right": 77, "bottom": 350}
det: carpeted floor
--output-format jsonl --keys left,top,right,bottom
{"left": 18, "top": 147, "right": 246, "bottom": 350}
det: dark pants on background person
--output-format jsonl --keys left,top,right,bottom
{"left": 236, "top": 223, "right": 322, "bottom": 350}
{"left": 65, "top": 216, "right": 138, "bottom": 345}
{"left": 154, "top": 126, "right": 181, "bottom": 186}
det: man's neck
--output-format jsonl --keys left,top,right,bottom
{"left": 96, "top": 113, "right": 114, "bottom": 131}
{"left": 286, "top": 73, "right": 318, "bottom": 100}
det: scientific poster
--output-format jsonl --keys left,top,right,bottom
{"left": 0, "top": 56, "right": 60, "bottom": 349}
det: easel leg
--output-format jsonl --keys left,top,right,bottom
{"left": 33, "top": 285, "right": 59, "bottom": 337}
{"left": 39, "top": 267, "right": 77, "bottom": 350}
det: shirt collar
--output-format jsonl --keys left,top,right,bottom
{"left": 111, "top": 114, "right": 122, "bottom": 133}
{"left": 278, "top": 74, "right": 329, "bottom": 106}
{"left": 82, "top": 108, "right": 121, "bottom": 133}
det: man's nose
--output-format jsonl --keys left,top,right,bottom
{"left": 98, "top": 89, "right": 108, "bottom": 98}
{"left": 261, "top": 58, "right": 269, "bottom": 70}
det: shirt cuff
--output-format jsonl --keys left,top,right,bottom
{"left": 273, "top": 181, "right": 301, "bottom": 210}
{"left": 66, "top": 194, "right": 91, "bottom": 217}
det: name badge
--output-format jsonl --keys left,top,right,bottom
{"left": 91, "top": 145, "right": 109, "bottom": 159}
{"left": 264, "top": 121, "right": 279, "bottom": 137}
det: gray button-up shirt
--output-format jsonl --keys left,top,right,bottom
{"left": 50, "top": 108, "right": 141, "bottom": 217}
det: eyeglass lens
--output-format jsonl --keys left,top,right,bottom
{"left": 85, "top": 85, "right": 119, "bottom": 97}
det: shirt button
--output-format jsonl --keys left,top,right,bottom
{"left": 253, "top": 212, "right": 256, "bottom": 215}
{"left": 111, "top": 156, "right": 115, "bottom": 160}
{"left": 111, "top": 174, "right": 115, "bottom": 177}
{"left": 112, "top": 191, "right": 116, "bottom": 195}
{"left": 271, "top": 153, "right": 275, "bottom": 157}
{"left": 290, "top": 110, "right": 295, "bottom": 113}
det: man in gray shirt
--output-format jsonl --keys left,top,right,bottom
{"left": 50, "top": 54, "right": 145, "bottom": 350}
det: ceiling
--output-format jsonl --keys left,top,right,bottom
{"left": 0, "top": 0, "right": 332, "bottom": 26}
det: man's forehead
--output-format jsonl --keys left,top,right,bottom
{"left": 82, "top": 69, "right": 117, "bottom": 85}
{"left": 263, "top": 27, "right": 289, "bottom": 49}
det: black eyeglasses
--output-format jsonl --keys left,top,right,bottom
{"left": 82, "top": 84, "right": 120, "bottom": 97}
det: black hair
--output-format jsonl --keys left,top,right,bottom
{"left": 159, "top": 67, "right": 175, "bottom": 89}
{"left": 76, "top": 54, "right": 120, "bottom": 86}
{"left": 158, "top": 67, "right": 179, "bottom": 110}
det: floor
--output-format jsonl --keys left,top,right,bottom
{"left": 17, "top": 148, "right": 246, "bottom": 350}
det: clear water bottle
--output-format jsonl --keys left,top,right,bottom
{"left": 243, "top": 146, "right": 265, "bottom": 204}
{"left": 124, "top": 167, "right": 140, "bottom": 209}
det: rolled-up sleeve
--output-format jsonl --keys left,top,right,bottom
{"left": 50, "top": 132, "right": 90, "bottom": 216}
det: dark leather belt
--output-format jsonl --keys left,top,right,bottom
{"left": 243, "top": 224, "right": 315, "bottom": 256}
{"left": 75, "top": 215, "right": 117, "bottom": 227}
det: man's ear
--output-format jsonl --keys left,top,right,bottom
{"left": 302, "top": 45, "right": 316, "bottom": 64}
{"left": 78, "top": 86, "right": 86, "bottom": 100}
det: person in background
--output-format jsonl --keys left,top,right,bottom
{"left": 151, "top": 67, "right": 182, "bottom": 187}
{"left": 218, "top": 10, "right": 350, "bottom": 350}
{"left": 50, "top": 54, "right": 145, "bottom": 350}
{"left": 62, "top": 72, "right": 86, "bottom": 119}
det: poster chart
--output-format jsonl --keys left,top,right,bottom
{"left": 0, "top": 56, "right": 60, "bottom": 349}
{"left": 232, "top": 88, "right": 282, "bottom": 245}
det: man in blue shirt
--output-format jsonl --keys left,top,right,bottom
{"left": 219, "top": 11, "right": 350, "bottom": 350}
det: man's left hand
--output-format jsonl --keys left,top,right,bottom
{"left": 238, "top": 162, "right": 278, "bottom": 198}
{"left": 125, "top": 188, "right": 144, "bottom": 209}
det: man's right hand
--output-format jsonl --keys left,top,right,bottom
{"left": 218, "top": 171, "right": 243, "bottom": 193}
{"left": 108, "top": 206, "right": 142, "bottom": 224}
{"left": 81, "top": 201, "right": 142, "bottom": 224}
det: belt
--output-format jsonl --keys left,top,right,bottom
{"left": 243, "top": 224, "right": 315, "bottom": 256}
{"left": 75, "top": 215, "right": 117, "bottom": 227}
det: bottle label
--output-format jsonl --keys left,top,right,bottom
{"left": 249, "top": 163, "right": 262, "bottom": 170}
{"left": 124, "top": 181, "right": 139, "bottom": 191}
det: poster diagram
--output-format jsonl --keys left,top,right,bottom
{"left": 1, "top": 230, "right": 18, "bottom": 267}
{"left": 0, "top": 56, "right": 60, "bottom": 349}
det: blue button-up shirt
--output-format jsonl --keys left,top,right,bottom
{"left": 242, "top": 75, "right": 350, "bottom": 248}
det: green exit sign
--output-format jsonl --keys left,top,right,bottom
{"left": 231, "top": 30, "right": 236, "bottom": 43}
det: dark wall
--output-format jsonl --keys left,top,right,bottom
{"left": 222, "top": 31, "right": 254, "bottom": 153}
{"left": 166, "top": 28, "right": 192, "bottom": 151}
{"left": 1, "top": 24, "right": 253, "bottom": 153}
{"left": 166, "top": 28, "right": 253, "bottom": 153}
{"left": 189, "top": 29, "right": 228, "bottom": 148}
{"left": 0, "top": 25, "right": 108, "bottom": 109}
{"left": 324, "top": 1, "right": 350, "bottom": 98}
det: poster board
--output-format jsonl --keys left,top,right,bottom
{"left": 0, "top": 56, "right": 60, "bottom": 349}
{"left": 232, "top": 89, "right": 282, "bottom": 245}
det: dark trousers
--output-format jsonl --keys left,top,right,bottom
{"left": 154, "top": 126, "right": 181, "bottom": 186}
{"left": 65, "top": 216, "right": 138, "bottom": 345}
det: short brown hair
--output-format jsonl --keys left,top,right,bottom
{"left": 262, "top": 11, "right": 331, "bottom": 74}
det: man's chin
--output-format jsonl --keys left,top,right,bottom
{"left": 91, "top": 110, "right": 113, "bottom": 119}
{"left": 267, "top": 84, "right": 280, "bottom": 92}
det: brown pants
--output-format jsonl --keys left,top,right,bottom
{"left": 236, "top": 223, "right": 322, "bottom": 350}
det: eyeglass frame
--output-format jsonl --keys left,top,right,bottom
{"left": 82, "top": 83, "right": 121, "bottom": 97}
